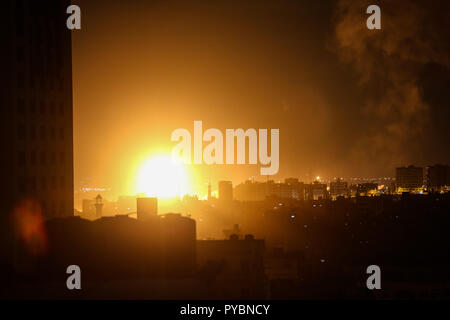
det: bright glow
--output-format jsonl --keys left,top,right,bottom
{"left": 316, "top": 176, "right": 320, "bottom": 181}
{"left": 137, "top": 155, "right": 188, "bottom": 198}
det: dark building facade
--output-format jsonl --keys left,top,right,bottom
{"left": 197, "top": 235, "right": 266, "bottom": 299}
{"left": 9, "top": 214, "right": 197, "bottom": 298}
{"left": 234, "top": 179, "right": 306, "bottom": 202}
{"left": 330, "top": 178, "right": 348, "bottom": 198}
{"left": 426, "top": 164, "right": 450, "bottom": 192}
{"left": 137, "top": 197, "right": 158, "bottom": 221}
{"left": 396, "top": 166, "right": 423, "bottom": 192}
{"left": 1, "top": 0, "right": 74, "bottom": 221}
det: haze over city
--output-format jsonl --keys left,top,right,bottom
{"left": 71, "top": 0, "right": 450, "bottom": 205}
{"left": 3, "top": 0, "right": 450, "bottom": 302}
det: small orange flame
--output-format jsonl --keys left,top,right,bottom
{"left": 13, "top": 199, "right": 48, "bottom": 256}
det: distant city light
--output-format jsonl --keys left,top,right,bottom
{"left": 81, "top": 187, "right": 110, "bottom": 192}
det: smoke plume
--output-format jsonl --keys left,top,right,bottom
{"left": 333, "top": 0, "right": 450, "bottom": 173}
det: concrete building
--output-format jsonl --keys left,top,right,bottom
{"left": 1, "top": 0, "right": 74, "bottom": 220}
{"left": 357, "top": 183, "right": 378, "bottom": 196}
{"left": 330, "top": 178, "right": 348, "bottom": 198}
{"left": 137, "top": 197, "right": 158, "bottom": 220}
{"left": 396, "top": 166, "right": 424, "bottom": 192}
{"left": 218, "top": 180, "right": 233, "bottom": 201}
{"left": 426, "top": 164, "right": 450, "bottom": 192}
{"left": 234, "top": 180, "right": 267, "bottom": 201}
{"left": 197, "top": 234, "right": 266, "bottom": 299}
{"left": 305, "top": 181, "right": 328, "bottom": 200}
{"left": 94, "top": 194, "right": 104, "bottom": 219}
{"left": 234, "top": 179, "right": 306, "bottom": 202}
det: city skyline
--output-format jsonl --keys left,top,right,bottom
{"left": 2, "top": 0, "right": 450, "bottom": 303}
{"left": 71, "top": 0, "right": 450, "bottom": 203}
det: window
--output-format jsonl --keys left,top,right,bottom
{"left": 40, "top": 151, "right": 47, "bottom": 165}
{"left": 18, "top": 151, "right": 26, "bottom": 166}
{"left": 18, "top": 99, "right": 25, "bottom": 113}
{"left": 17, "top": 125, "right": 26, "bottom": 140}
{"left": 29, "top": 177, "right": 36, "bottom": 192}
{"left": 15, "top": 0, "right": 24, "bottom": 12}
{"left": 42, "top": 201, "right": 47, "bottom": 213}
{"left": 17, "top": 73, "right": 25, "bottom": 89}
{"left": 41, "top": 177, "right": 47, "bottom": 190}
{"left": 40, "top": 126, "right": 47, "bottom": 139}
{"left": 40, "top": 101, "right": 46, "bottom": 115}
{"left": 51, "top": 203, "right": 56, "bottom": 217}
{"left": 19, "top": 178, "right": 26, "bottom": 193}
{"left": 31, "top": 151, "right": 37, "bottom": 165}
{"left": 30, "top": 125, "right": 36, "bottom": 139}
{"left": 16, "top": 17, "right": 24, "bottom": 36}
{"left": 29, "top": 66, "right": 35, "bottom": 89}
{"left": 60, "top": 201, "right": 66, "bottom": 216}
{"left": 30, "top": 100, "right": 36, "bottom": 114}
{"left": 17, "top": 46, "right": 25, "bottom": 62}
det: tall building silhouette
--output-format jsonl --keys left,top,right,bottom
{"left": 426, "top": 164, "right": 450, "bottom": 192}
{"left": 396, "top": 165, "right": 423, "bottom": 192}
{"left": 137, "top": 197, "right": 158, "bottom": 220}
{"left": 1, "top": 0, "right": 73, "bottom": 226}
{"left": 207, "top": 182, "right": 212, "bottom": 201}
{"left": 218, "top": 181, "right": 233, "bottom": 201}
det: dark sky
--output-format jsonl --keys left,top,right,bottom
{"left": 71, "top": 0, "right": 450, "bottom": 198}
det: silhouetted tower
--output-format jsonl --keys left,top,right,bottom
{"left": 207, "top": 182, "right": 212, "bottom": 201}
{"left": 1, "top": 0, "right": 74, "bottom": 221}
{"left": 95, "top": 194, "right": 103, "bottom": 219}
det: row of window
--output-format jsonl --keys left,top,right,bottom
{"left": 18, "top": 150, "right": 66, "bottom": 167}
{"left": 19, "top": 176, "right": 67, "bottom": 193}
{"left": 17, "top": 71, "right": 65, "bottom": 91}
{"left": 17, "top": 125, "right": 65, "bottom": 141}
{"left": 17, "top": 99, "right": 66, "bottom": 116}
{"left": 42, "top": 201, "right": 68, "bottom": 219}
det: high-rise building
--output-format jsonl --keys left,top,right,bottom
{"left": 426, "top": 164, "right": 450, "bottom": 192}
{"left": 234, "top": 179, "right": 306, "bottom": 201}
{"left": 1, "top": 0, "right": 73, "bottom": 223}
{"left": 218, "top": 181, "right": 233, "bottom": 201}
{"left": 305, "top": 181, "right": 328, "bottom": 200}
{"left": 396, "top": 166, "right": 424, "bottom": 192}
{"left": 94, "top": 195, "right": 104, "bottom": 219}
{"left": 356, "top": 183, "right": 378, "bottom": 196}
{"left": 330, "top": 178, "right": 348, "bottom": 198}
{"left": 207, "top": 182, "right": 212, "bottom": 201}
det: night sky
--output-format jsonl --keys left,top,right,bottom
{"left": 71, "top": 0, "right": 450, "bottom": 199}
